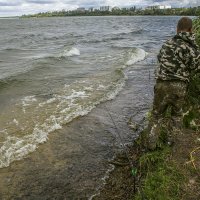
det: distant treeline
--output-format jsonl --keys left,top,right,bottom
{"left": 21, "top": 6, "right": 200, "bottom": 18}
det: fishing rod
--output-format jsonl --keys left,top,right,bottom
{"left": 104, "top": 104, "right": 138, "bottom": 194}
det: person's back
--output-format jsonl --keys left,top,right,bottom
{"left": 153, "top": 17, "right": 200, "bottom": 118}
{"left": 147, "top": 17, "right": 200, "bottom": 150}
{"left": 156, "top": 29, "right": 199, "bottom": 83}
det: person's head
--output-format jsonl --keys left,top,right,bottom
{"left": 177, "top": 17, "right": 193, "bottom": 34}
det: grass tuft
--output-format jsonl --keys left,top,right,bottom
{"left": 135, "top": 147, "right": 185, "bottom": 200}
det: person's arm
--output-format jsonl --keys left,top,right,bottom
{"left": 183, "top": 44, "right": 200, "bottom": 72}
{"left": 193, "top": 48, "right": 200, "bottom": 71}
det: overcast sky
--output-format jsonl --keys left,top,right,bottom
{"left": 0, "top": 0, "right": 199, "bottom": 17}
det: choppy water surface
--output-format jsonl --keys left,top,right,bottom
{"left": 0, "top": 16, "right": 179, "bottom": 170}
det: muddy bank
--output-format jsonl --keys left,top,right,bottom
{"left": 0, "top": 63, "right": 154, "bottom": 199}
{"left": 93, "top": 144, "right": 140, "bottom": 200}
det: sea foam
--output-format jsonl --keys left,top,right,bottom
{"left": 126, "top": 48, "right": 147, "bottom": 66}
{"left": 62, "top": 47, "right": 80, "bottom": 57}
{"left": 0, "top": 77, "right": 126, "bottom": 169}
{"left": 0, "top": 47, "right": 147, "bottom": 169}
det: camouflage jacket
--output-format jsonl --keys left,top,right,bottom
{"left": 156, "top": 32, "right": 200, "bottom": 82}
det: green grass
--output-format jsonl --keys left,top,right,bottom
{"left": 193, "top": 17, "right": 200, "bottom": 45}
{"left": 183, "top": 17, "right": 200, "bottom": 129}
{"left": 135, "top": 147, "right": 185, "bottom": 200}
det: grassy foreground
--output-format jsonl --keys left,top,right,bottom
{"left": 134, "top": 129, "right": 200, "bottom": 200}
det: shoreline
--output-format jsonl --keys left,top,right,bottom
{"left": 0, "top": 63, "right": 154, "bottom": 199}
{"left": 95, "top": 19, "right": 200, "bottom": 199}
{"left": 19, "top": 15, "right": 198, "bottom": 19}
{"left": 95, "top": 127, "right": 200, "bottom": 200}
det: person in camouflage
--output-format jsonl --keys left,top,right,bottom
{"left": 147, "top": 17, "right": 200, "bottom": 150}
{"left": 153, "top": 17, "right": 200, "bottom": 119}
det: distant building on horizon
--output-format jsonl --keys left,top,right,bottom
{"left": 100, "top": 6, "right": 112, "bottom": 12}
{"left": 112, "top": 6, "right": 121, "bottom": 10}
{"left": 146, "top": 5, "right": 172, "bottom": 10}
{"left": 77, "top": 7, "right": 85, "bottom": 12}
{"left": 88, "top": 7, "right": 94, "bottom": 12}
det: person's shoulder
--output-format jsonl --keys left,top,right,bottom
{"left": 165, "top": 37, "right": 174, "bottom": 45}
{"left": 161, "top": 37, "right": 178, "bottom": 50}
{"left": 172, "top": 35, "right": 185, "bottom": 45}
{"left": 172, "top": 35, "right": 191, "bottom": 52}
{"left": 160, "top": 38, "right": 172, "bottom": 49}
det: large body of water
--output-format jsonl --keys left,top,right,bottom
{"left": 0, "top": 16, "right": 179, "bottom": 171}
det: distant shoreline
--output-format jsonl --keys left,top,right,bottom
{"left": 20, "top": 14, "right": 199, "bottom": 19}
{"left": 20, "top": 15, "right": 198, "bottom": 18}
{"left": 20, "top": 6, "right": 200, "bottom": 18}
{"left": 0, "top": 17, "right": 19, "bottom": 19}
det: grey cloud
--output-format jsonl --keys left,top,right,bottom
{"left": 148, "top": 0, "right": 199, "bottom": 7}
{"left": 0, "top": 2, "right": 19, "bottom": 6}
{"left": 60, "top": 0, "right": 98, "bottom": 9}
{"left": 25, "top": 0, "right": 56, "bottom": 4}
{"left": 0, "top": 1, "right": 22, "bottom": 7}
{"left": 152, "top": 0, "right": 166, "bottom": 2}
{"left": 63, "top": 0, "right": 105, "bottom": 6}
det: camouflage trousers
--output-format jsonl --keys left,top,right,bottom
{"left": 152, "top": 80, "right": 187, "bottom": 119}
{"left": 146, "top": 80, "right": 188, "bottom": 150}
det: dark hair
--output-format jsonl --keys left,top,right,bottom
{"left": 177, "top": 17, "right": 192, "bottom": 32}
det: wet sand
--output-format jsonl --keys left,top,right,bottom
{"left": 0, "top": 63, "right": 154, "bottom": 200}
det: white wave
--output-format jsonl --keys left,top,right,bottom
{"left": 105, "top": 75, "right": 127, "bottom": 101}
{"left": 22, "top": 95, "right": 37, "bottom": 107}
{"left": 62, "top": 47, "right": 80, "bottom": 57}
{"left": 126, "top": 48, "right": 147, "bottom": 66}
{"left": 21, "top": 95, "right": 37, "bottom": 113}
{"left": 0, "top": 76, "right": 126, "bottom": 169}
{"left": 0, "top": 116, "right": 62, "bottom": 168}
{"left": 89, "top": 164, "right": 115, "bottom": 200}
{"left": 13, "top": 119, "right": 19, "bottom": 126}
{"left": 58, "top": 90, "right": 88, "bottom": 101}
